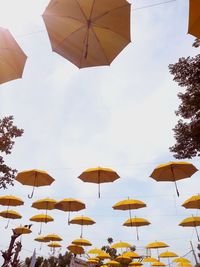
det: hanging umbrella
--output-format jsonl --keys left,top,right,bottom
{"left": 34, "top": 235, "right": 49, "bottom": 250}
{"left": 67, "top": 244, "right": 84, "bottom": 255}
{"left": 15, "top": 169, "right": 55, "bottom": 198}
{"left": 106, "top": 260, "right": 120, "bottom": 266}
{"left": 42, "top": 0, "right": 131, "bottom": 68}
{"left": 0, "top": 210, "right": 22, "bottom": 228}
{"left": 115, "top": 255, "right": 132, "bottom": 264}
{"left": 44, "top": 234, "right": 63, "bottom": 242}
{"left": 188, "top": 0, "right": 200, "bottom": 39}
{"left": 123, "top": 217, "right": 150, "bottom": 240}
{"left": 87, "top": 248, "right": 104, "bottom": 254}
{"left": 78, "top": 167, "right": 120, "bottom": 198}
{"left": 159, "top": 251, "right": 178, "bottom": 267}
{"left": 48, "top": 242, "right": 61, "bottom": 247}
{"left": 0, "top": 195, "right": 24, "bottom": 207}
{"left": 0, "top": 26, "right": 27, "bottom": 84}
{"left": 143, "top": 257, "right": 158, "bottom": 263}
{"left": 30, "top": 214, "right": 54, "bottom": 234}
{"left": 152, "top": 262, "right": 166, "bottom": 266}
{"left": 146, "top": 242, "right": 169, "bottom": 249}
{"left": 32, "top": 198, "right": 57, "bottom": 211}
{"left": 55, "top": 198, "right": 85, "bottom": 224}
{"left": 179, "top": 216, "right": 200, "bottom": 241}
{"left": 97, "top": 252, "right": 111, "bottom": 260}
{"left": 123, "top": 252, "right": 140, "bottom": 259}
{"left": 182, "top": 194, "right": 200, "bottom": 209}
{"left": 14, "top": 226, "right": 32, "bottom": 234}
{"left": 177, "top": 264, "right": 192, "bottom": 267}
{"left": 172, "top": 258, "right": 191, "bottom": 264}
{"left": 149, "top": 162, "right": 198, "bottom": 197}
{"left": 72, "top": 238, "right": 92, "bottom": 246}
{"left": 111, "top": 241, "right": 132, "bottom": 249}
{"left": 69, "top": 215, "right": 96, "bottom": 238}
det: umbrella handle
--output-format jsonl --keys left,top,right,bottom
{"left": 80, "top": 224, "right": 83, "bottom": 238}
{"left": 136, "top": 226, "right": 139, "bottom": 241}
{"left": 5, "top": 218, "right": 10, "bottom": 229}
{"left": 68, "top": 211, "right": 70, "bottom": 225}
{"left": 174, "top": 180, "right": 179, "bottom": 197}
{"left": 28, "top": 185, "right": 35, "bottom": 199}
{"left": 38, "top": 222, "right": 42, "bottom": 235}
{"left": 98, "top": 183, "right": 100, "bottom": 198}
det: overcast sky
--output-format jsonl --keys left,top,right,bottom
{"left": 0, "top": 0, "right": 199, "bottom": 265}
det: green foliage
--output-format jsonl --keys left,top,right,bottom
{"left": 0, "top": 115, "right": 23, "bottom": 188}
{"left": 169, "top": 40, "right": 200, "bottom": 159}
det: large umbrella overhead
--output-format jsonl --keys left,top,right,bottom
{"left": 182, "top": 194, "right": 200, "bottom": 209}
{"left": 55, "top": 198, "right": 86, "bottom": 223}
{"left": 15, "top": 169, "right": 55, "bottom": 198}
{"left": 0, "top": 210, "right": 22, "bottom": 229}
{"left": 30, "top": 214, "right": 54, "bottom": 234}
{"left": 179, "top": 216, "right": 200, "bottom": 241}
{"left": 149, "top": 162, "right": 198, "bottom": 196}
{"left": 67, "top": 244, "right": 84, "bottom": 255}
{"left": 123, "top": 217, "right": 150, "bottom": 240}
{"left": 188, "top": 0, "right": 200, "bottom": 39}
{"left": 42, "top": 0, "right": 131, "bottom": 68}
{"left": 69, "top": 215, "right": 96, "bottom": 238}
{"left": 78, "top": 167, "right": 120, "bottom": 198}
{"left": 0, "top": 26, "right": 27, "bottom": 84}
{"left": 72, "top": 238, "right": 92, "bottom": 246}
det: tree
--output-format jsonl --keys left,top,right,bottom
{"left": 0, "top": 115, "right": 23, "bottom": 189}
{"left": 169, "top": 39, "right": 200, "bottom": 159}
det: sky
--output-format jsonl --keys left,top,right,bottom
{"left": 0, "top": 0, "right": 200, "bottom": 265}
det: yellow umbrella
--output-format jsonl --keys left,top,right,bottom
{"left": 179, "top": 216, "right": 200, "bottom": 241}
{"left": 172, "top": 258, "right": 191, "bottom": 263}
{"left": 115, "top": 255, "right": 132, "bottom": 264}
{"left": 14, "top": 226, "right": 32, "bottom": 234}
{"left": 111, "top": 241, "right": 132, "bottom": 249}
{"left": 159, "top": 251, "right": 178, "bottom": 266}
{"left": 72, "top": 238, "right": 92, "bottom": 246}
{"left": 30, "top": 214, "right": 54, "bottom": 234}
{"left": 34, "top": 235, "right": 49, "bottom": 250}
{"left": 87, "top": 248, "right": 104, "bottom": 254}
{"left": 107, "top": 260, "right": 120, "bottom": 266}
{"left": 123, "top": 217, "right": 150, "bottom": 240}
{"left": 44, "top": 234, "right": 63, "bottom": 242}
{"left": 15, "top": 169, "right": 55, "bottom": 198}
{"left": 42, "top": 0, "right": 131, "bottom": 68}
{"left": 129, "top": 262, "right": 143, "bottom": 266}
{"left": 152, "top": 262, "right": 166, "bottom": 266}
{"left": 32, "top": 198, "right": 57, "bottom": 210}
{"left": 177, "top": 263, "right": 192, "bottom": 267}
{"left": 69, "top": 215, "right": 96, "bottom": 238}
{"left": 88, "top": 257, "right": 100, "bottom": 261}
{"left": 55, "top": 198, "right": 85, "bottom": 224}
{"left": 182, "top": 195, "right": 200, "bottom": 209}
{"left": 123, "top": 252, "right": 140, "bottom": 259}
{"left": 78, "top": 167, "right": 120, "bottom": 198}
{"left": 143, "top": 258, "right": 158, "bottom": 263}
{"left": 0, "top": 210, "right": 22, "bottom": 229}
{"left": 149, "top": 162, "right": 198, "bottom": 196}
{"left": 0, "top": 26, "right": 27, "bottom": 84}
{"left": 97, "top": 252, "right": 111, "bottom": 260}
{"left": 188, "top": 0, "right": 200, "bottom": 39}
{"left": 0, "top": 195, "right": 24, "bottom": 207}
{"left": 67, "top": 244, "right": 84, "bottom": 255}
{"left": 87, "top": 259, "right": 99, "bottom": 264}
{"left": 146, "top": 242, "right": 169, "bottom": 249}
{"left": 48, "top": 242, "right": 61, "bottom": 247}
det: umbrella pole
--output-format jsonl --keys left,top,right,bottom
{"left": 136, "top": 226, "right": 139, "bottom": 241}
{"left": 98, "top": 183, "right": 100, "bottom": 198}
{"left": 68, "top": 211, "right": 70, "bottom": 225}
{"left": 80, "top": 225, "right": 83, "bottom": 238}
{"left": 5, "top": 218, "right": 10, "bottom": 229}
{"left": 174, "top": 180, "right": 180, "bottom": 197}
{"left": 28, "top": 174, "right": 37, "bottom": 198}
{"left": 194, "top": 226, "right": 200, "bottom": 242}
{"left": 38, "top": 222, "right": 42, "bottom": 235}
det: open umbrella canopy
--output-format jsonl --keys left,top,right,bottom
{"left": 188, "top": 0, "right": 200, "bottom": 39}
{"left": 14, "top": 226, "right": 32, "bottom": 234}
{"left": 179, "top": 216, "right": 200, "bottom": 226}
{"left": 152, "top": 262, "right": 166, "bottom": 266}
{"left": 115, "top": 255, "right": 132, "bottom": 264}
{"left": 182, "top": 194, "right": 200, "bottom": 209}
{"left": 111, "top": 241, "right": 132, "bottom": 249}
{"left": 87, "top": 248, "right": 104, "bottom": 254}
{"left": 0, "top": 195, "right": 24, "bottom": 207}
{"left": 172, "top": 258, "right": 191, "bottom": 263}
{"left": 0, "top": 26, "right": 27, "bottom": 84}
{"left": 142, "top": 257, "right": 158, "bottom": 263}
{"left": 106, "top": 260, "right": 120, "bottom": 266}
{"left": 67, "top": 244, "right": 84, "bottom": 254}
{"left": 34, "top": 236, "right": 49, "bottom": 243}
{"left": 69, "top": 215, "right": 95, "bottom": 225}
{"left": 48, "top": 242, "right": 61, "bottom": 248}
{"left": 146, "top": 242, "right": 169, "bottom": 249}
{"left": 72, "top": 238, "right": 92, "bottom": 246}
{"left": 159, "top": 251, "right": 178, "bottom": 258}
{"left": 123, "top": 252, "right": 140, "bottom": 259}
{"left": 129, "top": 262, "right": 143, "bottom": 266}
{"left": 112, "top": 199, "right": 146, "bottom": 210}
{"left": 123, "top": 217, "right": 150, "bottom": 227}
{"left": 177, "top": 264, "right": 192, "bottom": 267}
{"left": 30, "top": 214, "right": 54, "bottom": 223}
{"left": 44, "top": 234, "right": 63, "bottom": 242}
{"left": 0, "top": 210, "right": 22, "bottom": 219}
{"left": 15, "top": 169, "right": 55, "bottom": 198}
{"left": 149, "top": 162, "right": 198, "bottom": 196}
{"left": 97, "top": 252, "right": 111, "bottom": 260}
{"left": 32, "top": 198, "right": 57, "bottom": 210}
{"left": 78, "top": 167, "right": 120, "bottom": 198}
{"left": 42, "top": 0, "right": 131, "bottom": 68}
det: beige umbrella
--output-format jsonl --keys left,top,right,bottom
{"left": 0, "top": 26, "right": 27, "bottom": 84}
{"left": 42, "top": 0, "right": 131, "bottom": 68}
